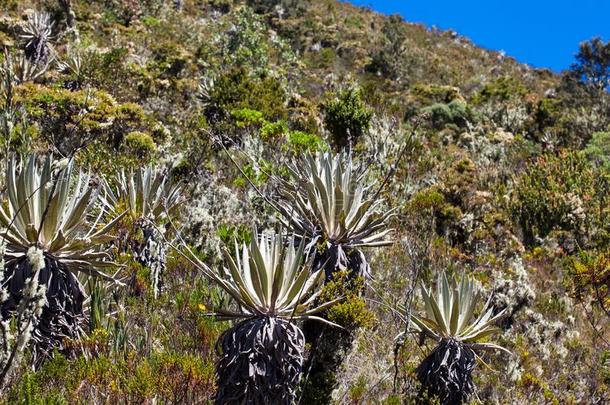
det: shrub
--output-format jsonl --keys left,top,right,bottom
{"left": 406, "top": 187, "right": 463, "bottom": 239}
{"left": 15, "top": 83, "right": 156, "bottom": 157}
{"left": 260, "top": 120, "right": 288, "bottom": 140}
{"left": 510, "top": 150, "right": 610, "bottom": 246}
{"left": 584, "top": 131, "right": 610, "bottom": 170}
{"left": 564, "top": 250, "right": 610, "bottom": 314}
{"left": 365, "top": 14, "right": 407, "bottom": 80}
{"left": 284, "top": 130, "right": 328, "bottom": 154}
{"left": 472, "top": 76, "right": 528, "bottom": 104}
{"left": 123, "top": 131, "right": 157, "bottom": 158}
{"left": 323, "top": 87, "right": 373, "bottom": 149}
{"left": 230, "top": 108, "right": 265, "bottom": 128}
{"left": 222, "top": 7, "right": 269, "bottom": 70}
{"left": 7, "top": 352, "right": 216, "bottom": 403}
{"left": 411, "top": 83, "right": 462, "bottom": 104}
{"left": 306, "top": 47, "right": 336, "bottom": 69}
{"left": 147, "top": 40, "right": 189, "bottom": 78}
{"left": 301, "top": 270, "right": 375, "bottom": 404}
{"left": 420, "top": 100, "right": 473, "bottom": 129}
{"left": 60, "top": 47, "right": 140, "bottom": 100}
{"left": 206, "top": 67, "right": 287, "bottom": 124}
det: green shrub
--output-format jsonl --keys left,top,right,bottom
{"left": 406, "top": 187, "right": 463, "bottom": 241}
{"left": 323, "top": 87, "right": 372, "bottom": 149}
{"left": 8, "top": 352, "right": 216, "bottom": 403}
{"left": 420, "top": 100, "right": 473, "bottom": 129}
{"left": 207, "top": 67, "right": 287, "bottom": 124}
{"left": 284, "top": 130, "right": 328, "bottom": 154}
{"left": 365, "top": 14, "right": 407, "bottom": 80}
{"left": 123, "top": 131, "right": 157, "bottom": 158}
{"left": 307, "top": 47, "right": 336, "bottom": 69}
{"left": 217, "top": 224, "right": 252, "bottom": 246}
{"left": 260, "top": 120, "right": 288, "bottom": 140}
{"left": 232, "top": 159, "right": 273, "bottom": 188}
{"left": 564, "top": 249, "right": 610, "bottom": 311}
{"left": 15, "top": 83, "right": 156, "bottom": 157}
{"left": 231, "top": 108, "right": 265, "bottom": 128}
{"left": 300, "top": 270, "right": 375, "bottom": 404}
{"left": 147, "top": 40, "right": 189, "bottom": 78}
{"left": 222, "top": 7, "right": 269, "bottom": 70}
{"left": 472, "top": 76, "right": 528, "bottom": 104}
{"left": 532, "top": 97, "right": 563, "bottom": 131}
{"left": 510, "top": 150, "right": 610, "bottom": 246}
{"left": 411, "top": 83, "right": 462, "bottom": 104}
{"left": 584, "top": 131, "right": 610, "bottom": 170}
{"left": 66, "top": 48, "right": 140, "bottom": 100}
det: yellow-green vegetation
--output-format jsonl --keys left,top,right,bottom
{"left": 320, "top": 270, "right": 376, "bottom": 330}
{"left": 565, "top": 250, "right": 610, "bottom": 312}
{"left": 7, "top": 351, "right": 216, "bottom": 403}
{"left": 0, "top": 0, "right": 609, "bottom": 404}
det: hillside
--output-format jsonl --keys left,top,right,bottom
{"left": 0, "top": 0, "right": 609, "bottom": 403}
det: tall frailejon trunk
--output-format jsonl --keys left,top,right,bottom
{"left": 59, "top": 0, "right": 78, "bottom": 39}
{"left": 215, "top": 316, "right": 305, "bottom": 405}
{"left": 416, "top": 338, "right": 476, "bottom": 405}
{"left": 1, "top": 254, "right": 85, "bottom": 366}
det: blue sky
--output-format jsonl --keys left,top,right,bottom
{"left": 348, "top": 1, "right": 610, "bottom": 72}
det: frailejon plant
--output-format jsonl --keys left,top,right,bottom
{"left": 187, "top": 229, "right": 339, "bottom": 405}
{"left": 276, "top": 151, "right": 392, "bottom": 401}
{"left": 103, "top": 165, "right": 182, "bottom": 297}
{"left": 408, "top": 272, "right": 510, "bottom": 404}
{"left": 0, "top": 155, "right": 124, "bottom": 365}
{"left": 20, "top": 12, "right": 53, "bottom": 65}
{"left": 277, "top": 151, "right": 393, "bottom": 280}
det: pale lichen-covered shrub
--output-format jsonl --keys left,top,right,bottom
{"left": 492, "top": 257, "right": 536, "bottom": 327}
{"left": 185, "top": 175, "right": 260, "bottom": 261}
